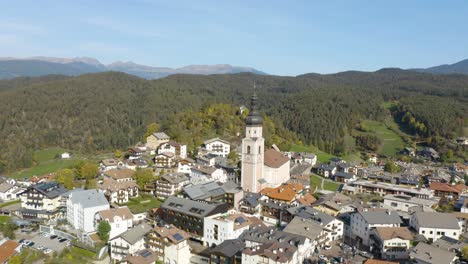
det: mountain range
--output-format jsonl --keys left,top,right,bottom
{"left": 0, "top": 57, "right": 266, "bottom": 79}
{"left": 409, "top": 58, "right": 468, "bottom": 75}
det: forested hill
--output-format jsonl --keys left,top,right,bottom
{"left": 0, "top": 70, "right": 466, "bottom": 172}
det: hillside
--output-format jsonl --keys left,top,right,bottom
{"left": 410, "top": 58, "right": 468, "bottom": 75}
{"left": 0, "top": 70, "right": 466, "bottom": 172}
{"left": 0, "top": 57, "right": 266, "bottom": 80}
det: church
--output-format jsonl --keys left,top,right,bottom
{"left": 241, "top": 91, "right": 290, "bottom": 193}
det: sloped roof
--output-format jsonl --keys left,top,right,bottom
{"left": 104, "top": 168, "right": 135, "bottom": 180}
{"left": 0, "top": 240, "right": 20, "bottom": 263}
{"left": 264, "top": 149, "right": 289, "bottom": 168}
{"left": 375, "top": 227, "right": 414, "bottom": 241}
{"left": 152, "top": 132, "right": 170, "bottom": 140}
{"left": 410, "top": 242, "right": 456, "bottom": 264}
{"left": 430, "top": 182, "right": 467, "bottom": 193}
{"left": 151, "top": 224, "right": 190, "bottom": 244}
{"left": 183, "top": 181, "right": 225, "bottom": 200}
{"left": 204, "top": 138, "right": 230, "bottom": 145}
{"left": 98, "top": 207, "right": 133, "bottom": 223}
{"left": 260, "top": 183, "right": 303, "bottom": 202}
{"left": 283, "top": 216, "right": 324, "bottom": 240}
{"left": 113, "top": 223, "right": 151, "bottom": 244}
{"left": 210, "top": 239, "right": 245, "bottom": 257}
{"left": 413, "top": 212, "right": 460, "bottom": 229}
{"left": 358, "top": 211, "right": 403, "bottom": 225}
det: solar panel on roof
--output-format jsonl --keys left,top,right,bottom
{"left": 140, "top": 249, "right": 152, "bottom": 258}
{"left": 235, "top": 217, "right": 246, "bottom": 224}
{"left": 173, "top": 233, "right": 184, "bottom": 241}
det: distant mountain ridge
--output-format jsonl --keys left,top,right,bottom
{"left": 410, "top": 58, "right": 468, "bottom": 75}
{"left": 0, "top": 57, "right": 266, "bottom": 79}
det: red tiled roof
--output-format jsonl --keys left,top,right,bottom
{"left": 264, "top": 149, "right": 289, "bottom": 168}
{"left": 0, "top": 240, "right": 20, "bottom": 263}
{"left": 430, "top": 182, "right": 467, "bottom": 194}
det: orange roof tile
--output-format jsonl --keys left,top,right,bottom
{"left": 430, "top": 182, "right": 467, "bottom": 194}
{"left": 260, "top": 183, "right": 304, "bottom": 202}
{"left": 0, "top": 240, "right": 20, "bottom": 263}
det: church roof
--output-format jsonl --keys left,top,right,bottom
{"left": 264, "top": 149, "right": 289, "bottom": 168}
{"left": 245, "top": 91, "right": 263, "bottom": 126}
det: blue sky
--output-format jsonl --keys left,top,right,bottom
{"left": 0, "top": 0, "right": 467, "bottom": 75}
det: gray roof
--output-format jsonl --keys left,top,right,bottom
{"left": 204, "top": 138, "right": 230, "bottom": 145}
{"left": 0, "top": 182, "right": 15, "bottom": 193}
{"left": 69, "top": 189, "right": 109, "bottom": 208}
{"left": 287, "top": 206, "right": 336, "bottom": 226}
{"left": 384, "top": 194, "right": 439, "bottom": 208}
{"left": 161, "top": 196, "right": 225, "bottom": 217}
{"left": 410, "top": 242, "right": 456, "bottom": 264}
{"left": 152, "top": 132, "right": 170, "bottom": 139}
{"left": 241, "top": 226, "right": 307, "bottom": 247}
{"left": 114, "top": 223, "right": 151, "bottom": 244}
{"left": 358, "top": 211, "right": 403, "bottom": 225}
{"left": 413, "top": 212, "right": 460, "bottom": 229}
{"left": 283, "top": 216, "right": 324, "bottom": 240}
{"left": 161, "top": 173, "right": 189, "bottom": 184}
{"left": 21, "top": 182, "right": 68, "bottom": 199}
{"left": 183, "top": 181, "right": 225, "bottom": 200}
{"left": 432, "top": 236, "right": 467, "bottom": 251}
{"left": 241, "top": 192, "right": 262, "bottom": 207}
{"left": 210, "top": 239, "right": 245, "bottom": 257}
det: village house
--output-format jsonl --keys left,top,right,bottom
{"left": 177, "top": 157, "right": 195, "bottom": 174}
{"left": 0, "top": 239, "right": 22, "bottom": 263}
{"left": 316, "top": 164, "right": 337, "bottom": 178}
{"left": 410, "top": 242, "right": 457, "bottom": 264}
{"left": 283, "top": 216, "right": 325, "bottom": 251}
{"left": 239, "top": 192, "right": 263, "bottom": 216}
{"left": 0, "top": 179, "right": 21, "bottom": 201}
{"left": 241, "top": 226, "right": 312, "bottom": 264}
{"left": 95, "top": 206, "right": 134, "bottom": 240}
{"left": 154, "top": 173, "right": 189, "bottom": 199}
{"left": 146, "top": 132, "right": 170, "bottom": 150}
{"left": 103, "top": 168, "right": 135, "bottom": 182}
{"left": 99, "top": 178, "right": 139, "bottom": 204}
{"left": 350, "top": 211, "right": 403, "bottom": 246}
{"left": 154, "top": 152, "right": 176, "bottom": 168}
{"left": 203, "top": 213, "right": 264, "bottom": 246}
{"left": 147, "top": 225, "right": 191, "bottom": 264}
{"left": 18, "top": 181, "right": 68, "bottom": 223}
{"left": 190, "top": 166, "right": 226, "bottom": 184}
{"left": 202, "top": 138, "right": 231, "bottom": 157}
{"left": 67, "top": 189, "right": 109, "bottom": 233}
{"left": 417, "top": 147, "right": 440, "bottom": 160}
{"left": 430, "top": 182, "right": 468, "bottom": 200}
{"left": 210, "top": 239, "right": 244, "bottom": 264}
{"left": 242, "top": 242, "right": 299, "bottom": 264}
{"left": 158, "top": 141, "right": 187, "bottom": 159}
{"left": 371, "top": 227, "right": 414, "bottom": 260}
{"left": 127, "top": 147, "right": 144, "bottom": 160}
{"left": 289, "top": 152, "right": 317, "bottom": 166}
{"left": 260, "top": 183, "right": 304, "bottom": 204}
{"left": 351, "top": 180, "right": 434, "bottom": 199}
{"left": 334, "top": 171, "right": 356, "bottom": 183}
{"left": 410, "top": 212, "right": 462, "bottom": 242}
{"left": 287, "top": 206, "right": 344, "bottom": 244}
{"left": 109, "top": 223, "right": 152, "bottom": 261}
{"left": 159, "top": 196, "right": 229, "bottom": 238}
{"left": 383, "top": 194, "right": 438, "bottom": 212}
{"left": 311, "top": 192, "right": 354, "bottom": 216}
{"left": 100, "top": 158, "right": 123, "bottom": 172}
{"left": 121, "top": 249, "right": 157, "bottom": 264}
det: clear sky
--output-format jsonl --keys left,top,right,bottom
{"left": 1, "top": 0, "right": 467, "bottom": 76}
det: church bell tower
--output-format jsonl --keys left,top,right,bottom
{"left": 241, "top": 90, "right": 265, "bottom": 193}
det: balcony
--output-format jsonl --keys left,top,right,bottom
{"left": 112, "top": 244, "right": 130, "bottom": 250}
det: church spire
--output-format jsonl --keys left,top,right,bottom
{"left": 246, "top": 81, "right": 263, "bottom": 126}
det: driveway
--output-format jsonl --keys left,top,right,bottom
{"left": 16, "top": 230, "right": 68, "bottom": 254}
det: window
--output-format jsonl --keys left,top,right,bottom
{"left": 247, "top": 146, "right": 251, "bottom": 154}
{"left": 259, "top": 146, "right": 261, "bottom": 154}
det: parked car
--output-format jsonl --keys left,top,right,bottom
{"left": 359, "top": 251, "right": 374, "bottom": 259}
{"left": 59, "top": 238, "right": 67, "bottom": 243}
{"left": 334, "top": 256, "right": 344, "bottom": 263}
{"left": 18, "top": 239, "right": 25, "bottom": 244}
{"left": 318, "top": 255, "right": 328, "bottom": 261}
{"left": 50, "top": 235, "right": 58, "bottom": 239}
{"left": 26, "top": 241, "right": 35, "bottom": 247}
{"left": 37, "top": 245, "right": 45, "bottom": 251}
{"left": 324, "top": 245, "right": 332, "bottom": 250}
{"left": 43, "top": 248, "right": 53, "bottom": 254}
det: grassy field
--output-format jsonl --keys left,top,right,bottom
{"left": 125, "top": 194, "right": 162, "bottom": 214}
{"left": 11, "top": 147, "right": 113, "bottom": 179}
{"left": 0, "top": 215, "right": 11, "bottom": 224}
{"left": 0, "top": 199, "right": 20, "bottom": 208}
{"left": 310, "top": 174, "right": 341, "bottom": 192}
{"left": 46, "top": 246, "right": 96, "bottom": 264}
{"left": 290, "top": 144, "right": 334, "bottom": 163}
{"left": 359, "top": 120, "right": 408, "bottom": 157}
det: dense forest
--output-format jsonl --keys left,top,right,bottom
{"left": 0, "top": 69, "right": 466, "bottom": 172}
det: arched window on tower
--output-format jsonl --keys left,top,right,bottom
{"left": 247, "top": 146, "right": 251, "bottom": 154}
{"left": 259, "top": 146, "right": 261, "bottom": 154}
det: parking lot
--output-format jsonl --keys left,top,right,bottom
{"left": 16, "top": 230, "right": 69, "bottom": 254}
{"left": 306, "top": 240, "right": 370, "bottom": 264}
